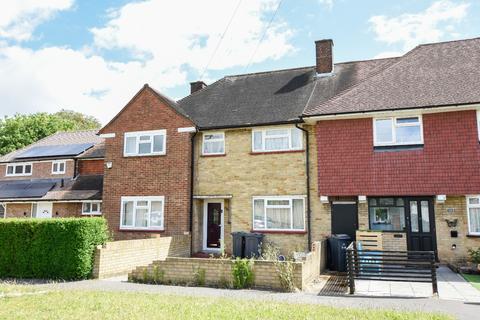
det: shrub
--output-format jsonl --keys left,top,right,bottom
{"left": 468, "top": 247, "right": 480, "bottom": 264}
{"left": 231, "top": 258, "right": 254, "bottom": 289}
{"left": 193, "top": 267, "right": 206, "bottom": 286}
{"left": 0, "top": 218, "right": 108, "bottom": 280}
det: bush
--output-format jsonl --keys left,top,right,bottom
{"left": 468, "top": 247, "right": 480, "bottom": 264}
{"left": 0, "top": 218, "right": 108, "bottom": 280}
{"left": 231, "top": 258, "right": 254, "bottom": 289}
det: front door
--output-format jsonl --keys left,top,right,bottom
{"left": 406, "top": 198, "right": 437, "bottom": 253}
{"left": 34, "top": 202, "right": 53, "bottom": 218}
{"left": 205, "top": 202, "right": 222, "bottom": 250}
{"left": 331, "top": 202, "right": 358, "bottom": 240}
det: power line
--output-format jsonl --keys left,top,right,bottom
{"left": 199, "top": 0, "right": 243, "bottom": 79}
{"left": 244, "top": 0, "right": 283, "bottom": 72}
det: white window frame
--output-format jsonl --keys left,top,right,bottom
{"left": 373, "top": 115, "right": 424, "bottom": 146}
{"left": 81, "top": 201, "right": 102, "bottom": 215}
{"left": 467, "top": 195, "right": 480, "bottom": 236}
{"left": 202, "top": 132, "right": 225, "bottom": 155}
{"left": 123, "top": 130, "right": 166, "bottom": 157}
{"left": 477, "top": 110, "right": 480, "bottom": 141}
{"left": 5, "top": 162, "right": 32, "bottom": 177}
{"left": 251, "top": 126, "right": 303, "bottom": 153}
{"left": 252, "top": 195, "right": 306, "bottom": 231}
{"left": 51, "top": 160, "right": 66, "bottom": 175}
{"left": 120, "top": 196, "right": 165, "bottom": 231}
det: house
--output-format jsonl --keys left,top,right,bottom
{"left": 0, "top": 130, "right": 104, "bottom": 219}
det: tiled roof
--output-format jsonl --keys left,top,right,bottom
{"left": 0, "top": 130, "right": 104, "bottom": 163}
{"left": 304, "top": 37, "right": 480, "bottom": 116}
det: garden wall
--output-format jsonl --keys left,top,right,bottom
{"left": 92, "top": 235, "right": 190, "bottom": 279}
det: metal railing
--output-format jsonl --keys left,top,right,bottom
{"left": 346, "top": 242, "right": 437, "bottom": 295}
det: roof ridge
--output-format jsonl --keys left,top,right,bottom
{"left": 416, "top": 36, "right": 480, "bottom": 48}
{"left": 225, "top": 66, "right": 314, "bottom": 79}
{"left": 177, "top": 77, "right": 228, "bottom": 103}
{"left": 334, "top": 56, "right": 400, "bottom": 65}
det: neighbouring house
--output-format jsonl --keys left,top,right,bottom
{"left": 0, "top": 130, "right": 104, "bottom": 219}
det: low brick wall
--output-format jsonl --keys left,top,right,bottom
{"left": 92, "top": 235, "right": 190, "bottom": 279}
{"left": 129, "top": 240, "right": 325, "bottom": 291}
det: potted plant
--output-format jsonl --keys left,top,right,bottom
{"left": 468, "top": 247, "right": 480, "bottom": 272}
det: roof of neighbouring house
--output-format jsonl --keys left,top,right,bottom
{"left": 177, "top": 57, "right": 398, "bottom": 129}
{"left": 0, "top": 130, "right": 104, "bottom": 163}
{"left": 303, "top": 37, "right": 480, "bottom": 116}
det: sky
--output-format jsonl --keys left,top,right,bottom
{"left": 0, "top": 0, "right": 478, "bottom": 124}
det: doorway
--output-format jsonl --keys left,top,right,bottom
{"left": 331, "top": 202, "right": 358, "bottom": 240}
{"left": 203, "top": 200, "right": 224, "bottom": 251}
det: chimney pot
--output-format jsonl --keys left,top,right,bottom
{"left": 190, "top": 81, "right": 207, "bottom": 94}
{"left": 315, "top": 39, "right": 334, "bottom": 74}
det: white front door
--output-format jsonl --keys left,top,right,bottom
{"left": 34, "top": 202, "right": 53, "bottom": 218}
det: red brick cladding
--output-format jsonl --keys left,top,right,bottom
{"left": 78, "top": 159, "right": 104, "bottom": 175}
{"left": 316, "top": 110, "right": 480, "bottom": 196}
{"left": 0, "top": 160, "right": 74, "bottom": 180}
{"left": 100, "top": 87, "right": 194, "bottom": 240}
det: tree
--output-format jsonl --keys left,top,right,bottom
{"left": 0, "top": 110, "right": 101, "bottom": 156}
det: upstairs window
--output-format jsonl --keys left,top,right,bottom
{"left": 82, "top": 201, "right": 102, "bottom": 215}
{"left": 202, "top": 132, "right": 225, "bottom": 155}
{"left": 253, "top": 196, "right": 305, "bottom": 231}
{"left": 6, "top": 163, "right": 32, "bottom": 177}
{"left": 467, "top": 196, "right": 480, "bottom": 235}
{"left": 52, "top": 160, "right": 66, "bottom": 174}
{"left": 120, "top": 196, "right": 164, "bottom": 230}
{"left": 124, "top": 130, "right": 166, "bottom": 156}
{"left": 374, "top": 116, "right": 423, "bottom": 146}
{"left": 252, "top": 127, "right": 303, "bottom": 152}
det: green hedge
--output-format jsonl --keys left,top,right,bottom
{"left": 0, "top": 218, "right": 108, "bottom": 280}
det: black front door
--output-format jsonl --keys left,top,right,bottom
{"left": 331, "top": 202, "right": 358, "bottom": 240}
{"left": 206, "top": 203, "right": 222, "bottom": 249}
{"left": 406, "top": 198, "right": 437, "bottom": 253}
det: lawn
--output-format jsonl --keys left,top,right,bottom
{"left": 462, "top": 273, "right": 480, "bottom": 291}
{"left": 0, "top": 281, "right": 40, "bottom": 295}
{"left": 0, "top": 290, "right": 451, "bottom": 320}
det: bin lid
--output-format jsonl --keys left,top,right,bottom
{"left": 332, "top": 234, "right": 351, "bottom": 240}
{"left": 244, "top": 233, "right": 264, "bottom": 238}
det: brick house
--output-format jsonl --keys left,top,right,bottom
{"left": 0, "top": 130, "right": 104, "bottom": 219}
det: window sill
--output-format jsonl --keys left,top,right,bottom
{"left": 82, "top": 213, "right": 102, "bottom": 216}
{"left": 200, "top": 154, "right": 226, "bottom": 158}
{"left": 374, "top": 144, "right": 423, "bottom": 152}
{"left": 119, "top": 228, "right": 165, "bottom": 232}
{"left": 467, "top": 234, "right": 480, "bottom": 238}
{"left": 249, "top": 150, "right": 304, "bottom": 156}
{"left": 123, "top": 154, "right": 166, "bottom": 158}
{"left": 251, "top": 229, "right": 307, "bottom": 234}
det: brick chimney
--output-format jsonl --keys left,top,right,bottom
{"left": 315, "top": 39, "right": 334, "bottom": 74}
{"left": 190, "top": 81, "right": 207, "bottom": 94}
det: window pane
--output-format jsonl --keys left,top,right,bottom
{"left": 53, "top": 163, "right": 58, "bottom": 172}
{"left": 410, "top": 201, "right": 419, "bottom": 232}
{"left": 370, "top": 207, "right": 405, "bottom": 231}
{"left": 421, "top": 201, "right": 430, "bottom": 232}
{"left": 253, "top": 199, "right": 265, "bottom": 229}
{"left": 137, "top": 201, "right": 148, "bottom": 207}
{"left": 92, "top": 203, "right": 99, "bottom": 212}
{"left": 15, "top": 166, "right": 23, "bottom": 174}
{"left": 369, "top": 198, "right": 377, "bottom": 206}
{"left": 0, "top": 204, "right": 4, "bottom": 218}
{"left": 83, "top": 202, "right": 91, "bottom": 213}
{"left": 469, "top": 208, "right": 480, "bottom": 233}
{"left": 265, "top": 137, "right": 289, "bottom": 150}
{"left": 139, "top": 135, "right": 150, "bottom": 141}
{"left": 266, "top": 129, "right": 288, "bottom": 136}
{"left": 7, "top": 166, "right": 13, "bottom": 174}
{"left": 24, "top": 165, "right": 31, "bottom": 174}
{"left": 291, "top": 128, "right": 302, "bottom": 149}
{"left": 267, "top": 200, "right": 289, "bottom": 206}
{"left": 469, "top": 197, "right": 480, "bottom": 205}
{"left": 396, "top": 125, "right": 421, "bottom": 143}
{"left": 375, "top": 119, "right": 393, "bottom": 143}
{"left": 266, "top": 207, "right": 290, "bottom": 229}
{"left": 122, "top": 201, "right": 134, "bottom": 226}
{"left": 59, "top": 163, "right": 65, "bottom": 172}
{"left": 205, "top": 134, "right": 222, "bottom": 140}
{"left": 150, "top": 201, "right": 163, "bottom": 227}
{"left": 32, "top": 204, "right": 37, "bottom": 218}
{"left": 396, "top": 198, "right": 404, "bottom": 206}
{"left": 253, "top": 131, "right": 262, "bottom": 150}
{"left": 138, "top": 142, "right": 151, "bottom": 154}
{"left": 378, "top": 198, "right": 394, "bottom": 206}
{"left": 135, "top": 208, "right": 149, "bottom": 227}
{"left": 292, "top": 199, "right": 304, "bottom": 229}
{"left": 125, "top": 136, "right": 136, "bottom": 154}
{"left": 396, "top": 117, "right": 419, "bottom": 124}
{"left": 204, "top": 140, "right": 224, "bottom": 154}
{"left": 153, "top": 135, "right": 164, "bottom": 152}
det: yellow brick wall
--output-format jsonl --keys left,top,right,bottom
{"left": 194, "top": 125, "right": 317, "bottom": 254}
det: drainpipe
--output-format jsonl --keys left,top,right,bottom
{"left": 295, "top": 123, "right": 312, "bottom": 251}
{"left": 189, "top": 129, "right": 198, "bottom": 255}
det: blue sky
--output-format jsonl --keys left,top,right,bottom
{"left": 0, "top": 0, "right": 478, "bottom": 123}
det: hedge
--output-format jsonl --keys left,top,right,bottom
{"left": 0, "top": 218, "right": 108, "bottom": 280}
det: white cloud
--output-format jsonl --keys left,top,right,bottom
{"left": 369, "top": 0, "right": 469, "bottom": 55}
{"left": 318, "top": 0, "right": 334, "bottom": 10}
{"left": 0, "top": 0, "right": 294, "bottom": 123}
{"left": 0, "top": 0, "right": 74, "bottom": 41}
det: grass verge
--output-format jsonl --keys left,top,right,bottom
{"left": 461, "top": 273, "right": 480, "bottom": 291}
{"left": 0, "top": 290, "right": 452, "bottom": 320}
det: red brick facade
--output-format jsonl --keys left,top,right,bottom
{"left": 5, "top": 202, "right": 83, "bottom": 218}
{"left": 78, "top": 159, "right": 104, "bottom": 175}
{"left": 100, "top": 86, "right": 194, "bottom": 240}
{"left": 0, "top": 160, "right": 75, "bottom": 180}
{"left": 316, "top": 110, "right": 480, "bottom": 195}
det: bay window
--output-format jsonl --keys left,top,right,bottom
{"left": 467, "top": 196, "right": 480, "bottom": 235}
{"left": 253, "top": 196, "right": 305, "bottom": 231}
{"left": 120, "top": 196, "right": 164, "bottom": 230}
{"left": 202, "top": 132, "right": 225, "bottom": 155}
{"left": 252, "top": 127, "right": 303, "bottom": 152}
{"left": 124, "top": 130, "right": 166, "bottom": 156}
{"left": 373, "top": 116, "right": 423, "bottom": 146}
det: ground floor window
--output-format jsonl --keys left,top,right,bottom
{"left": 0, "top": 203, "right": 5, "bottom": 218}
{"left": 120, "top": 196, "right": 164, "bottom": 230}
{"left": 82, "top": 201, "right": 102, "bottom": 215}
{"left": 253, "top": 196, "right": 305, "bottom": 231}
{"left": 467, "top": 196, "right": 480, "bottom": 235}
{"left": 368, "top": 197, "right": 406, "bottom": 231}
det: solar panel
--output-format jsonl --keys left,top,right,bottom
{"left": 0, "top": 181, "right": 56, "bottom": 199}
{"left": 15, "top": 143, "right": 94, "bottom": 159}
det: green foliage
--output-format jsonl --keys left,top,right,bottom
{"left": 0, "top": 110, "right": 101, "bottom": 156}
{"left": 468, "top": 247, "right": 480, "bottom": 264}
{"left": 276, "top": 260, "right": 296, "bottom": 292}
{"left": 152, "top": 265, "right": 165, "bottom": 284}
{"left": 193, "top": 267, "right": 206, "bottom": 286}
{"left": 231, "top": 258, "right": 254, "bottom": 289}
{"left": 0, "top": 218, "right": 108, "bottom": 280}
